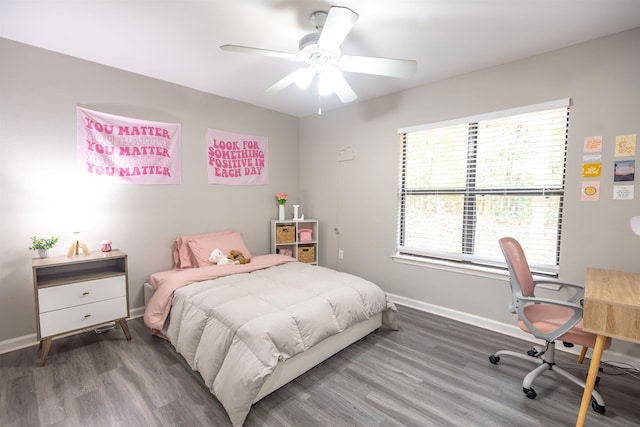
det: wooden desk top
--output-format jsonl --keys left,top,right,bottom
{"left": 582, "top": 267, "right": 640, "bottom": 344}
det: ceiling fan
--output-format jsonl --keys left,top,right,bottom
{"left": 220, "top": 6, "right": 417, "bottom": 104}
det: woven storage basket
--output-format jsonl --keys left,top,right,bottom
{"left": 276, "top": 225, "right": 295, "bottom": 243}
{"left": 297, "top": 245, "right": 315, "bottom": 263}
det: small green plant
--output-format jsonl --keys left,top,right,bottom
{"left": 29, "top": 235, "right": 60, "bottom": 251}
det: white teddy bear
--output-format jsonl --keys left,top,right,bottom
{"left": 208, "top": 248, "right": 239, "bottom": 265}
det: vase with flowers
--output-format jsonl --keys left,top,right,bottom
{"left": 276, "top": 192, "right": 288, "bottom": 220}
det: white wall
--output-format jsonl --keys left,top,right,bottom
{"left": 299, "top": 28, "right": 640, "bottom": 359}
{"left": 0, "top": 39, "right": 299, "bottom": 342}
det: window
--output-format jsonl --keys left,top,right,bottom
{"left": 397, "top": 99, "right": 570, "bottom": 275}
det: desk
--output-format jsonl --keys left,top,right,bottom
{"left": 576, "top": 268, "right": 640, "bottom": 426}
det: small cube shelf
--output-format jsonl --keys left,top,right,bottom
{"left": 32, "top": 250, "right": 131, "bottom": 366}
{"left": 271, "top": 219, "right": 318, "bottom": 265}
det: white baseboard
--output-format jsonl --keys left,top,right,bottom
{"left": 130, "top": 305, "right": 145, "bottom": 319}
{"left": 387, "top": 293, "right": 640, "bottom": 370}
{"left": 0, "top": 332, "right": 38, "bottom": 355}
{"left": 0, "top": 306, "right": 146, "bottom": 355}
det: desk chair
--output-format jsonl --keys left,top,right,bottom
{"left": 489, "top": 237, "right": 611, "bottom": 413}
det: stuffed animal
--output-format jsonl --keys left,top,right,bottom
{"left": 228, "top": 249, "right": 251, "bottom": 264}
{"left": 209, "top": 248, "right": 239, "bottom": 265}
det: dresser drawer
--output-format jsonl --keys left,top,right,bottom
{"left": 38, "top": 276, "right": 126, "bottom": 313}
{"left": 39, "top": 296, "right": 128, "bottom": 337}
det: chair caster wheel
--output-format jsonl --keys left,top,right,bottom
{"left": 527, "top": 347, "right": 544, "bottom": 357}
{"left": 523, "top": 387, "right": 537, "bottom": 399}
{"left": 591, "top": 400, "right": 605, "bottom": 414}
{"left": 489, "top": 355, "right": 500, "bottom": 364}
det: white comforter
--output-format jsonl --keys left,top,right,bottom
{"left": 164, "top": 261, "right": 394, "bottom": 426}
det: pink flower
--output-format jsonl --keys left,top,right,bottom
{"left": 276, "top": 193, "right": 288, "bottom": 205}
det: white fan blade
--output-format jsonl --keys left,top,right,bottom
{"left": 333, "top": 72, "right": 358, "bottom": 103}
{"left": 220, "top": 44, "right": 299, "bottom": 61}
{"left": 317, "top": 6, "right": 358, "bottom": 51}
{"left": 264, "top": 68, "right": 311, "bottom": 95}
{"left": 339, "top": 55, "right": 417, "bottom": 78}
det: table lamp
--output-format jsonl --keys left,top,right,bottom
{"left": 67, "top": 231, "right": 90, "bottom": 257}
{"left": 631, "top": 216, "right": 640, "bottom": 236}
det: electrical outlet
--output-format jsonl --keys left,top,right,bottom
{"left": 338, "top": 250, "right": 344, "bottom": 259}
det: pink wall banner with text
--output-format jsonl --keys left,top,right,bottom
{"left": 206, "top": 128, "right": 269, "bottom": 185}
{"left": 77, "top": 107, "right": 181, "bottom": 184}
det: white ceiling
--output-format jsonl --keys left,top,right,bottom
{"left": 2, "top": 0, "right": 640, "bottom": 117}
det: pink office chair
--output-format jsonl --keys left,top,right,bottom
{"left": 489, "top": 237, "right": 611, "bottom": 414}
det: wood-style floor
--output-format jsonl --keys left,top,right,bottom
{"left": 1, "top": 306, "right": 639, "bottom": 426}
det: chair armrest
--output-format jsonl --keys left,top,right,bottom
{"left": 533, "top": 279, "right": 584, "bottom": 303}
{"left": 519, "top": 295, "right": 583, "bottom": 310}
{"left": 533, "top": 279, "right": 583, "bottom": 289}
{"left": 517, "top": 295, "right": 584, "bottom": 342}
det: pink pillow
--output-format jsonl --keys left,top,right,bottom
{"left": 173, "top": 230, "right": 233, "bottom": 269}
{"left": 187, "top": 232, "right": 253, "bottom": 267}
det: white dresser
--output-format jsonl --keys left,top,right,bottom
{"left": 32, "top": 250, "right": 131, "bottom": 365}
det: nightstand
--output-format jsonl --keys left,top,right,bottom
{"left": 32, "top": 250, "right": 131, "bottom": 366}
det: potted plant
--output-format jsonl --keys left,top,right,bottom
{"left": 29, "top": 235, "right": 60, "bottom": 258}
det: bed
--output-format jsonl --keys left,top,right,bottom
{"left": 143, "top": 230, "right": 397, "bottom": 426}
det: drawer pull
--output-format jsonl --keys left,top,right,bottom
{"left": 82, "top": 291, "right": 90, "bottom": 296}
{"left": 83, "top": 314, "right": 91, "bottom": 319}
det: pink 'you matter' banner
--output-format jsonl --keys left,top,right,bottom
{"left": 77, "top": 107, "right": 181, "bottom": 184}
{"left": 206, "top": 128, "right": 269, "bottom": 185}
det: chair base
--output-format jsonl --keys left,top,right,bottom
{"left": 489, "top": 341, "right": 605, "bottom": 412}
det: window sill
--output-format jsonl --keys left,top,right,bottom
{"left": 392, "top": 253, "right": 561, "bottom": 290}
{"left": 393, "top": 253, "right": 509, "bottom": 280}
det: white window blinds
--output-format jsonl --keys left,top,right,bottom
{"left": 397, "top": 99, "right": 570, "bottom": 274}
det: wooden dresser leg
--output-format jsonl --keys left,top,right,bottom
{"left": 39, "top": 338, "right": 52, "bottom": 366}
{"left": 117, "top": 319, "right": 132, "bottom": 341}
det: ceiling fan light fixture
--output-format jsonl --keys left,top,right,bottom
{"left": 299, "top": 32, "right": 341, "bottom": 66}
{"left": 294, "top": 68, "right": 315, "bottom": 90}
{"left": 318, "top": 74, "right": 333, "bottom": 96}
{"left": 318, "top": 65, "right": 341, "bottom": 96}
